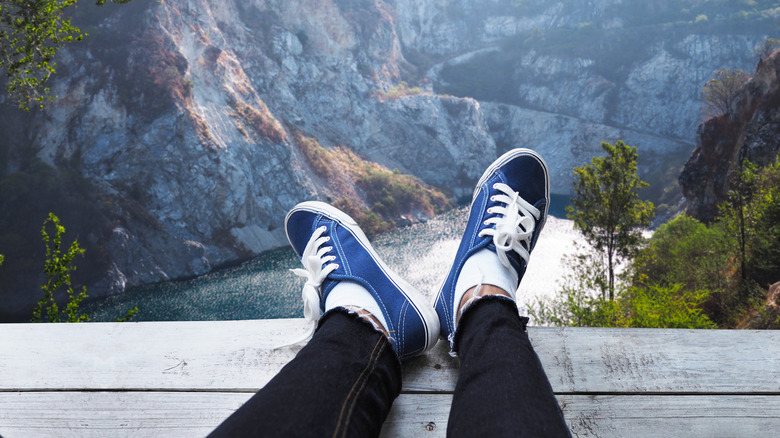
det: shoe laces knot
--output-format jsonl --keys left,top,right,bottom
{"left": 478, "top": 182, "right": 541, "bottom": 269}
{"left": 277, "top": 225, "right": 338, "bottom": 348}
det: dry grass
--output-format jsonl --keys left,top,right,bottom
{"left": 230, "top": 98, "right": 287, "bottom": 144}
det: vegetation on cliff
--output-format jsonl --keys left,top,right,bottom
{"left": 16, "top": 212, "right": 136, "bottom": 323}
{"left": 535, "top": 149, "right": 780, "bottom": 329}
{"left": 291, "top": 127, "right": 452, "bottom": 237}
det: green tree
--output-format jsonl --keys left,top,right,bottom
{"left": 567, "top": 140, "right": 655, "bottom": 300}
{"left": 32, "top": 212, "right": 89, "bottom": 322}
{"left": 0, "top": 0, "right": 132, "bottom": 110}
{"left": 719, "top": 158, "right": 780, "bottom": 289}
{"left": 701, "top": 68, "right": 750, "bottom": 118}
{"left": 720, "top": 161, "right": 759, "bottom": 284}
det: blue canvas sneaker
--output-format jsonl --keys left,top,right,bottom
{"left": 434, "top": 148, "right": 549, "bottom": 353}
{"left": 285, "top": 201, "right": 440, "bottom": 360}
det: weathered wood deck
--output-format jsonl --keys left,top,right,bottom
{"left": 1, "top": 319, "right": 779, "bottom": 437}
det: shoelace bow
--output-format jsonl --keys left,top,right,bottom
{"left": 478, "top": 182, "right": 541, "bottom": 270}
{"left": 276, "top": 225, "right": 338, "bottom": 348}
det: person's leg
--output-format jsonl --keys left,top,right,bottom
{"left": 211, "top": 201, "right": 440, "bottom": 437}
{"left": 449, "top": 294, "right": 570, "bottom": 437}
{"left": 434, "top": 149, "right": 571, "bottom": 437}
{"left": 209, "top": 309, "right": 400, "bottom": 438}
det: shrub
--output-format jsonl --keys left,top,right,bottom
{"left": 634, "top": 215, "right": 734, "bottom": 294}
{"left": 32, "top": 213, "right": 90, "bottom": 323}
{"left": 532, "top": 249, "right": 716, "bottom": 329}
{"left": 624, "top": 284, "right": 716, "bottom": 329}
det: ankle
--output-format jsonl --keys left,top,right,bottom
{"left": 343, "top": 305, "right": 390, "bottom": 339}
{"left": 457, "top": 284, "right": 512, "bottom": 324}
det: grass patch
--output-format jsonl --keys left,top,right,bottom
{"left": 372, "top": 81, "right": 426, "bottom": 102}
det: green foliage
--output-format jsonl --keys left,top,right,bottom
{"left": 357, "top": 166, "right": 451, "bottom": 221}
{"left": 28, "top": 212, "right": 137, "bottom": 323}
{"left": 531, "top": 250, "right": 624, "bottom": 327}
{"left": 0, "top": 0, "right": 132, "bottom": 110}
{"left": 635, "top": 215, "right": 734, "bottom": 294}
{"left": 624, "top": 283, "right": 716, "bottom": 329}
{"left": 718, "top": 158, "right": 780, "bottom": 289}
{"left": 629, "top": 157, "right": 780, "bottom": 328}
{"left": 537, "top": 141, "right": 720, "bottom": 329}
{"left": 290, "top": 127, "right": 452, "bottom": 237}
{"left": 701, "top": 68, "right": 750, "bottom": 118}
{"left": 532, "top": 251, "right": 715, "bottom": 329}
{"left": 567, "top": 140, "right": 654, "bottom": 300}
{"left": 116, "top": 306, "right": 138, "bottom": 322}
{"left": 633, "top": 214, "right": 740, "bottom": 327}
{"left": 32, "top": 212, "right": 89, "bottom": 323}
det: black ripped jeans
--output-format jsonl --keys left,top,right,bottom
{"left": 209, "top": 298, "right": 571, "bottom": 437}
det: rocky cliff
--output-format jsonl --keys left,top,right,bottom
{"left": 0, "top": 0, "right": 775, "bottom": 318}
{"left": 680, "top": 49, "right": 780, "bottom": 221}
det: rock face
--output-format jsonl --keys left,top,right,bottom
{"left": 0, "top": 0, "right": 773, "bottom": 317}
{"left": 680, "top": 50, "right": 780, "bottom": 222}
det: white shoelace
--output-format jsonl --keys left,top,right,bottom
{"left": 275, "top": 225, "right": 338, "bottom": 349}
{"left": 477, "top": 182, "right": 541, "bottom": 270}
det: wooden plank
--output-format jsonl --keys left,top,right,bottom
{"left": 558, "top": 394, "right": 780, "bottom": 438}
{"left": 2, "top": 321, "right": 780, "bottom": 393}
{"left": 2, "top": 392, "right": 779, "bottom": 438}
{"left": 540, "top": 327, "right": 780, "bottom": 394}
{"left": 0, "top": 320, "right": 308, "bottom": 392}
{"left": 0, "top": 392, "right": 251, "bottom": 438}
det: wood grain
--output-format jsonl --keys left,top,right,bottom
{"left": 2, "top": 320, "right": 779, "bottom": 393}
{"left": 2, "top": 320, "right": 779, "bottom": 437}
{"left": 2, "top": 392, "right": 778, "bottom": 438}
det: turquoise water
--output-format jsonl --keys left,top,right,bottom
{"left": 83, "top": 195, "right": 570, "bottom": 322}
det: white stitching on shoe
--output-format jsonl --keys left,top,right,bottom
{"left": 478, "top": 182, "right": 541, "bottom": 269}
{"left": 275, "top": 225, "right": 339, "bottom": 349}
